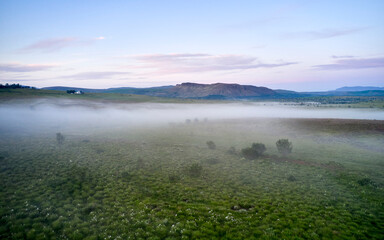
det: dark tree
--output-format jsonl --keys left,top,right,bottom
{"left": 241, "top": 143, "right": 266, "bottom": 159}
{"left": 56, "top": 133, "right": 65, "bottom": 145}
{"left": 206, "top": 140, "right": 216, "bottom": 150}
{"left": 276, "top": 139, "right": 292, "bottom": 157}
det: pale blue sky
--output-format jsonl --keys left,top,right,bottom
{"left": 0, "top": 0, "right": 383, "bottom": 90}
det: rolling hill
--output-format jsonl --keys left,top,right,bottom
{"left": 41, "top": 83, "right": 384, "bottom": 99}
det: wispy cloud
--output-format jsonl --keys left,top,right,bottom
{"left": 131, "top": 53, "right": 297, "bottom": 75}
{"left": 313, "top": 57, "right": 384, "bottom": 70}
{"left": 0, "top": 63, "right": 56, "bottom": 72}
{"left": 0, "top": 77, "right": 43, "bottom": 82}
{"left": 284, "top": 27, "right": 367, "bottom": 40}
{"left": 221, "top": 3, "right": 301, "bottom": 31}
{"left": 20, "top": 36, "right": 105, "bottom": 53}
{"left": 331, "top": 55, "right": 355, "bottom": 59}
{"left": 60, "top": 71, "right": 129, "bottom": 80}
{"left": 222, "top": 17, "right": 283, "bottom": 31}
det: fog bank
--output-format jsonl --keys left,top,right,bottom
{"left": 0, "top": 99, "right": 383, "bottom": 136}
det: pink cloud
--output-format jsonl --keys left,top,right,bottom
{"left": 313, "top": 57, "right": 384, "bottom": 70}
{"left": 60, "top": 71, "right": 130, "bottom": 80}
{"left": 20, "top": 36, "right": 105, "bottom": 53}
{"left": 132, "top": 53, "right": 297, "bottom": 75}
{"left": 0, "top": 63, "right": 57, "bottom": 72}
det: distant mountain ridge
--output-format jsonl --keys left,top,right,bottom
{"left": 166, "top": 82, "right": 276, "bottom": 98}
{"left": 335, "top": 86, "right": 384, "bottom": 91}
{"left": 43, "top": 83, "right": 277, "bottom": 99}
{"left": 42, "top": 83, "right": 384, "bottom": 99}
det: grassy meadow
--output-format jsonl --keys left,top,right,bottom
{"left": 1, "top": 102, "right": 383, "bottom": 240}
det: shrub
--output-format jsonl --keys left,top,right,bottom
{"left": 187, "top": 163, "right": 203, "bottom": 177}
{"left": 276, "top": 139, "right": 292, "bottom": 157}
{"left": 168, "top": 174, "right": 181, "bottom": 183}
{"left": 206, "top": 140, "right": 216, "bottom": 150}
{"left": 136, "top": 157, "right": 145, "bottom": 169}
{"left": 56, "top": 133, "right": 65, "bottom": 145}
{"left": 121, "top": 171, "right": 133, "bottom": 182}
{"left": 357, "top": 178, "right": 376, "bottom": 187}
{"left": 227, "top": 146, "right": 237, "bottom": 155}
{"left": 205, "top": 157, "right": 220, "bottom": 165}
{"left": 241, "top": 143, "right": 266, "bottom": 159}
{"left": 287, "top": 175, "right": 296, "bottom": 181}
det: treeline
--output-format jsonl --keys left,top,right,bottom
{"left": 0, "top": 83, "right": 36, "bottom": 89}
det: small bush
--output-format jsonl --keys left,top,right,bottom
{"left": 241, "top": 143, "right": 266, "bottom": 159}
{"left": 205, "top": 157, "right": 220, "bottom": 165}
{"left": 287, "top": 175, "right": 296, "bottom": 181}
{"left": 121, "top": 171, "right": 133, "bottom": 182}
{"left": 168, "top": 174, "right": 181, "bottom": 183}
{"left": 136, "top": 157, "right": 145, "bottom": 169}
{"left": 357, "top": 178, "right": 376, "bottom": 187}
{"left": 276, "top": 139, "right": 292, "bottom": 157}
{"left": 227, "top": 146, "right": 237, "bottom": 155}
{"left": 187, "top": 163, "right": 203, "bottom": 177}
{"left": 56, "top": 133, "right": 65, "bottom": 145}
{"left": 206, "top": 140, "right": 216, "bottom": 150}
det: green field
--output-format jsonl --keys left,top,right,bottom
{"left": 2, "top": 88, "right": 384, "bottom": 108}
{"left": 0, "top": 89, "right": 201, "bottom": 104}
{"left": 1, "top": 114, "right": 383, "bottom": 239}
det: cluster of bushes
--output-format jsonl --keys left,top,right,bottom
{"left": 205, "top": 139, "right": 293, "bottom": 159}
{"left": 241, "top": 139, "right": 293, "bottom": 160}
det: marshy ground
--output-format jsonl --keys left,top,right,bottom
{"left": 1, "top": 112, "right": 383, "bottom": 239}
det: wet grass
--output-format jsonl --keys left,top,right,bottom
{"left": 0, "top": 118, "right": 383, "bottom": 239}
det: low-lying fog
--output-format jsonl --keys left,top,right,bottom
{"left": 1, "top": 98, "right": 383, "bottom": 136}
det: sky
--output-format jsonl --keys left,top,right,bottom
{"left": 0, "top": 0, "right": 383, "bottom": 91}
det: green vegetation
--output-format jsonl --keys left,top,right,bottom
{"left": 206, "top": 140, "right": 216, "bottom": 150}
{"left": 0, "top": 113, "right": 383, "bottom": 239}
{"left": 0, "top": 88, "right": 198, "bottom": 103}
{"left": 56, "top": 133, "right": 65, "bottom": 145}
{"left": 186, "top": 163, "right": 203, "bottom": 178}
{"left": 241, "top": 143, "right": 267, "bottom": 160}
{"left": 277, "top": 96, "right": 384, "bottom": 108}
{"left": 276, "top": 139, "right": 293, "bottom": 157}
{"left": 2, "top": 88, "right": 384, "bottom": 108}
